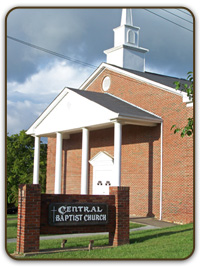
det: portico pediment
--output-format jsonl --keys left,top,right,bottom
{"left": 26, "top": 88, "right": 117, "bottom": 137}
{"left": 26, "top": 87, "right": 162, "bottom": 137}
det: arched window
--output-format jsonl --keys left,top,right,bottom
{"left": 127, "top": 30, "right": 135, "bottom": 44}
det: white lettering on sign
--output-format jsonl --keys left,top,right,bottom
{"left": 57, "top": 205, "right": 103, "bottom": 214}
{"left": 49, "top": 203, "right": 108, "bottom": 226}
{"left": 84, "top": 214, "right": 107, "bottom": 221}
{"left": 56, "top": 214, "right": 83, "bottom": 222}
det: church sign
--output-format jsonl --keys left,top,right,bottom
{"left": 49, "top": 203, "right": 108, "bottom": 226}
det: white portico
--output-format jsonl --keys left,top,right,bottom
{"left": 26, "top": 87, "right": 162, "bottom": 195}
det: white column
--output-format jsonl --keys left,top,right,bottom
{"left": 81, "top": 128, "right": 89, "bottom": 194}
{"left": 54, "top": 132, "right": 63, "bottom": 194}
{"left": 33, "top": 136, "right": 40, "bottom": 184}
{"left": 159, "top": 121, "right": 163, "bottom": 220}
{"left": 114, "top": 121, "right": 122, "bottom": 186}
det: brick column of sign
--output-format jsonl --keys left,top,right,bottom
{"left": 16, "top": 184, "right": 41, "bottom": 254}
{"left": 109, "top": 186, "right": 129, "bottom": 246}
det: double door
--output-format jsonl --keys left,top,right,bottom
{"left": 93, "top": 168, "right": 113, "bottom": 195}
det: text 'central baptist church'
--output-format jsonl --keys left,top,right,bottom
{"left": 27, "top": 9, "right": 193, "bottom": 224}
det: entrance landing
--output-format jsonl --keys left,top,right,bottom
{"left": 130, "top": 217, "right": 178, "bottom": 228}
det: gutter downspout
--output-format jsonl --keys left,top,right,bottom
{"left": 159, "top": 121, "right": 163, "bottom": 220}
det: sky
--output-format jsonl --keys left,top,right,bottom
{"left": 6, "top": 7, "right": 194, "bottom": 135}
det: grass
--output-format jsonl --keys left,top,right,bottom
{"left": 6, "top": 214, "right": 18, "bottom": 239}
{"left": 129, "top": 221, "right": 145, "bottom": 229}
{"left": 7, "top": 214, "right": 18, "bottom": 219}
{"left": 7, "top": 218, "right": 18, "bottom": 239}
{"left": 6, "top": 223, "right": 194, "bottom": 260}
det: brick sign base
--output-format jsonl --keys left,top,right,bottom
{"left": 16, "top": 184, "right": 129, "bottom": 254}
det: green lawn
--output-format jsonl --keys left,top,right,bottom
{"left": 6, "top": 223, "right": 193, "bottom": 260}
{"left": 7, "top": 218, "right": 18, "bottom": 239}
{"left": 7, "top": 214, "right": 18, "bottom": 219}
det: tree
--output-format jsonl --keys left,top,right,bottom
{"left": 7, "top": 130, "right": 47, "bottom": 206}
{"left": 171, "top": 71, "right": 193, "bottom": 137}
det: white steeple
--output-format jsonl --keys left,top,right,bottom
{"left": 121, "top": 8, "right": 133, "bottom": 26}
{"left": 104, "top": 9, "right": 149, "bottom": 72}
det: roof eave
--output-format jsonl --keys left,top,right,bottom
{"left": 111, "top": 115, "right": 162, "bottom": 127}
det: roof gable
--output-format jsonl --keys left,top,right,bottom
{"left": 79, "top": 63, "right": 192, "bottom": 104}
{"left": 26, "top": 88, "right": 117, "bottom": 136}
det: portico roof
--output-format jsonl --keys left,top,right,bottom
{"left": 26, "top": 87, "right": 162, "bottom": 137}
{"left": 68, "top": 88, "right": 161, "bottom": 121}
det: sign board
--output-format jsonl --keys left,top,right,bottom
{"left": 49, "top": 203, "right": 108, "bottom": 226}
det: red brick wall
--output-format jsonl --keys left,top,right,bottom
{"left": 109, "top": 187, "right": 129, "bottom": 246}
{"left": 62, "top": 133, "right": 82, "bottom": 194}
{"left": 46, "top": 68, "right": 193, "bottom": 224}
{"left": 16, "top": 184, "right": 41, "bottom": 253}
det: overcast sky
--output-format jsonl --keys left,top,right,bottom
{"left": 6, "top": 7, "right": 194, "bottom": 135}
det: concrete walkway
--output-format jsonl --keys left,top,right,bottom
{"left": 130, "top": 217, "right": 178, "bottom": 228}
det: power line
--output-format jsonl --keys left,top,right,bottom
{"left": 162, "top": 9, "right": 193, "bottom": 24}
{"left": 177, "top": 9, "right": 192, "bottom": 17}
{"left": 7, "top": 35, "right": 97, "bottom": 69}
{"left": 7, "top": 9, "right": 193, "bottom": 68}
{"left": 144, "top": 9, "right": 193, "bottom": 33}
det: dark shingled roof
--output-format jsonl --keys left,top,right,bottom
{"left": 107, "top": 63, "right": 191, "bottom": 90}
{"left": 68, "top": 88, "right": 161, "bottom": 122}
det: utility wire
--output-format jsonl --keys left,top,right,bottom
{"left": 8, "top": 9, "right": 193, "bottom": 67}
{"left": 162, "top": 9, "right": 193, "bottom": 24}
{"left": 7, "top": 35, "right": 97, "bottom": 69}
{"left": 177, "top": 9, "right": 192, "bottom": 17}
{"left": 144, "top": 9, "right": 193, "bottom": 32}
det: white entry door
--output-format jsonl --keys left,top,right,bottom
{"left": 93, "top": 169, "right": 113, "bottom": 195}
{"left": 89, "top": 151, "right": 114, "bottom": 195}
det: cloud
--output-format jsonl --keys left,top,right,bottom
{"left": 8, "top": 60, "right": 93, "bottom": 95}
{"left": 6, "top": 9, "right": 119, "bottom": 83}
{"left": 7, "top": 100, "right": 44, "bottom": 135}
{"left": 7, "top": 60, "right": 93, "bottom": 135}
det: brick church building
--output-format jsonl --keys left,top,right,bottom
{"left": 26, "top": 9, "right": 193, "bottom": 224}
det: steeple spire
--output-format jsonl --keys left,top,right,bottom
{"left": 121, "top": 8, "right": 133, "bottom": 26}
{"left": 104, "top": 8, "right": 149, "bottom": 72}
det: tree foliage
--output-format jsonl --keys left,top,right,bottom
{"left": 7, "top": 130, "right": 47, "bottom": 206}
{"left": 171, "top": 72, "right": 193, "bottom": 137}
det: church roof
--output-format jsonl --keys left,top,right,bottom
{"left": 67, "top": 88, "right": 161, "bottom": 122}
